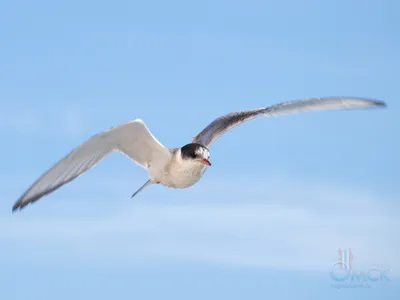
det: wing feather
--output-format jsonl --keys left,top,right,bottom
{"left": 13, "top": 119, "right": 170, "bottom": 211}
{"left": 193, "top": 97, "right": 386, "bottom": 147}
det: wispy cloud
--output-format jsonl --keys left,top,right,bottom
{"left": 0, "top": 111, "right": 40, "bottom": 135}
{"left": 2, "top": 174, "right": 398, "bottom": 275}
{"left": 0, "top": 108, "right": 88, "bottom": 139}
{"left": 58, "top": 107, "right": 87, "bottom": 139}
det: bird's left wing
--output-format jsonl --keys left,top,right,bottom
{"left": 13, "top": 119, "right": 171, "bottom": 211}
{"left": 192, "top": 97, "right": 386, "bottom": 148}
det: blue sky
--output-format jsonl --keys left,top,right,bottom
{"left": 1, "top": 0, "right": 399, "bottom": 299}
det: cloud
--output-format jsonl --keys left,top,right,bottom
{"left": 58, "top": 107, "right": 87, "bottom": 139}
{"left": 0, "top": 108, "right": 87, "bottom": 139}
{"left": 0, "top": 111, "right": 40, "bottom": 135}
{"left": 1, "top": 174, "right": 398, "bottom": 276}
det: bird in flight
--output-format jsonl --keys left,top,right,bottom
{"left": 12, "top": 97, "right": 386, "bottom": 212}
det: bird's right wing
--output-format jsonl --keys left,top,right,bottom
{"left": 13, "top": 119, "right": 171, "bottom": 211}
{"left": 192, "top": 97, "right": 386, "bottom": 148}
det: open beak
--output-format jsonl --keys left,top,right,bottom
{"left": 200, "top": 159, "right": 212, "bottom": 166}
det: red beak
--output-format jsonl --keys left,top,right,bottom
{"left": 200, "top": 159, "right": 212, "bottom": 166}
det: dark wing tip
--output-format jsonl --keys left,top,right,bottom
{"left": 12, "top": 203, "right": 19, "bottom": 213}
{"left": 340, "top": 97, "right": 387, "bottom": 108}
{"left": 11, "top": 174, "right": 79, "bottom": 213}
{"left": 375, "top": 100, "right": 387, "bottom": 107}
{"left": 366, "top": 98, "right": 387, "bottom": 107}
{"left": 12, "top": 197, "right": 32, "bottom": 213}
{"left": 12, "top": 191, "right": 50, "bottom": 213}
{"left": 12, "top": 199, "right": 24, "bottom": 213}
{"left": 341, "top": 97, "right": 387, "bottom": 109}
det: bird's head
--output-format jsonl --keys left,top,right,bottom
{"left": 180, "top": 143, "right": 211, "bottom": 166}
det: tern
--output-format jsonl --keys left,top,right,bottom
{"left": 12, "top": 97, "right": 386, "bottom": 212}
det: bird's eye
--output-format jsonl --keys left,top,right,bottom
{"left": 191, "top": 153, "right": 197, "bottom": 158}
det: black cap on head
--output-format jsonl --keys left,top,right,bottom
{"left": 181, "top": 143, "right": 210, "bottom": 160}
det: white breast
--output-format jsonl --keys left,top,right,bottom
{"left": 153, "top": 150, "right": 207, "bottom": 188}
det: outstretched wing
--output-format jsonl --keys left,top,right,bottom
{"left": 193, "top": 97, "right": 386, "bottom": 147}
{"left": 13, "top": 119, "right": 171, "bottom": 211}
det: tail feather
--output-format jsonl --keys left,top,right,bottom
{"left": 131, "top": 180, "right": 152, "bottom": 199}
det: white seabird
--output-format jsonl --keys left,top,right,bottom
{"left": 12, "top": 97, "right": 386, "bottom": 211}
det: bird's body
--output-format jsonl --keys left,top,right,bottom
{"left": 12, "top": 97, "right": 387, "bottom": 212}
{"left": 156, "top": 149, "right": 207, "bottom": 188}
